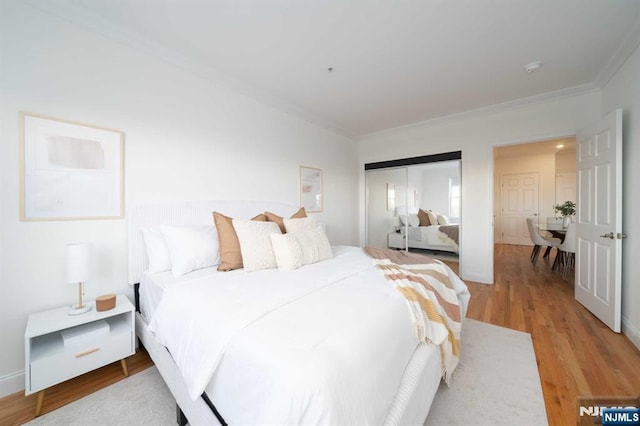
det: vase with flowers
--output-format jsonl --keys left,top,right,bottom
{"left": 553, "top": 201, "right": 576, "bottom": 229}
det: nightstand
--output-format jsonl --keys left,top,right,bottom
{"left": 388, "top": 232, "right": 407, "bottom": 249}
{"left": 24, "top": 294, "right": 135, "bottom": 416}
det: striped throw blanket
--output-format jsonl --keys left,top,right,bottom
{"left": 363, "top": 247, "right": 462, "bottom": 383}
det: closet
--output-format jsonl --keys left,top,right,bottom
{"left": 365, "top": 152, "right": 461, "bottom": 262}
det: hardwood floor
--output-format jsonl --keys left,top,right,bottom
{"left": 1, "top": 244, "right": 638, "bottom": 425}
{"left": 0, "top": 349, "right": 154, "bottom": 426}
{"left": 460, "top": 244, "right": 640, "bottom": 425}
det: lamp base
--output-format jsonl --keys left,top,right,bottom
{"left": 68, "top": 304, "right": 92, "bottom": 315}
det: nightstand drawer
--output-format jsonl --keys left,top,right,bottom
{"left": 388, "top": 232, "right": 406, "bottom": 249}
{"left": 30, "top": 328, "right": 132, "bottom": 390}
{"left": 27, "top": 309, "right": 134, "bottom": 393}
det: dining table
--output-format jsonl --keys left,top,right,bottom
{"left": 539, "top": 224, "right": 567, "bottom": 243}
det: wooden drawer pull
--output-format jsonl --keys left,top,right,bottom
{"left": 75, "top": 348, "right": 100, "bottom": 358}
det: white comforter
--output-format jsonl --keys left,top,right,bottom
{"left": 148, "top": 246, "right": 469, "bottom": 424}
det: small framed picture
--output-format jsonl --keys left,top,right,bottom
{"left": 299, "top": 166, "right": 323, "bottom": 212}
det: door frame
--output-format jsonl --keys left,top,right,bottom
{"left": 492, "top": 133, "right": 575, "bottom": 246}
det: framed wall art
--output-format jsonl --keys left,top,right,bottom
{"left": 299, "top": 165, "right": 323, "bottom": 212}
{"left": 19, "top": 112, "right": 124, "bottom": 221}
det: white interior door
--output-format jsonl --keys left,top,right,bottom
{"left": 500, "top": 173, "right": 539, "bottom": 245}
{"left": 575, "top": 109, "right": 623, "bottom": 332}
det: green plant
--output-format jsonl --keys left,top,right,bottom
{"left": 553, "top": 201, "right": 576, "bottom": 217}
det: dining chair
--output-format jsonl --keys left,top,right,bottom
{"left": 526, "top": 218, "right": 561, "bottom": 265}
{"left": 552, "top": 222, "right": 576, "bottom": 276}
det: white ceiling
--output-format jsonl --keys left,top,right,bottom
{"left": 30, "top": 0, "right": 640, "bottom": 137}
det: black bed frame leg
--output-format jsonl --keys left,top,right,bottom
{"left": 177, "top": 404, "right": 188, "bottom": 426}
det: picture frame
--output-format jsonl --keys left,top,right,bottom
{"left": 19, "top": 112, "right": 124, "bottom": 221}
{"left": 299, "top": 165, "right": 323, "bottom": 212}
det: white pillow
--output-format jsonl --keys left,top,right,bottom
{"left": 295, "top": 229, "right": 320, "bottom": 265}
{"left": 160, "top": 226, "right": 220, "bottom": 277}
{"left": 141, "top": 228, "right": 172, "bottom": 273}
{"left": 270, "top": 233, "right": 303, "bottom": 271}
{"left": 233, "top": 220, "right": 281, "bottom": 272}
{"left": 307, "top": 226, "right": 333, "bottom": 262}
{"left": 437, "top": 214, "right": 450, "bottom": 225}
{"left": 271, "top": 226, "right": 333, "bottom": 270}
{"left": 283, "top": 216, "right": 318, "bottom": 233}
{"left": 399, "top": 214, "right": 419, "bottom": 227}
{"left": 426, "top": 210, "right": 438, "bottom": 226}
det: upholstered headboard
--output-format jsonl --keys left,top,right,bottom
{"left": 127, "top": 200, "right": 298, "bottom": 285}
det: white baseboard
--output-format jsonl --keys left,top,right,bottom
{"left": 0, "top": 369, "right": 25, "bottom": 399}
{"left": 460, "top": 272, "right": 493, "bottom": 284}
{"left": 622, "top": 316, "right": 640, "bottom": 351}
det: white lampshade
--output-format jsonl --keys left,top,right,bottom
{"left": 66, "top": 243, "right": 92, "bottom": 284}
{"left": 392, "top": 216, "right": 401, "bottom": 227}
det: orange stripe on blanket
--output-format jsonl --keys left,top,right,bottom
{"left": 387, "top": 273, "right": 461, "bottom": 322}
{"left": 397, "top": 286, "right": 446, "bottom": 326}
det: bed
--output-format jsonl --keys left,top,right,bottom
{"left": 389, "top": 209, "right": 459, "bottom": 253}
{"left": 128, "top": 200, "right": 470, "bottom": 425}
{"left": 388, "top": 225, "right": 459, "bottom": 253}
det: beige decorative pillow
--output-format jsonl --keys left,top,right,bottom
{"left": 232, "top": 220, "right": 281, "bottom": 272}
{"left": 283, "top": 216, "right": 318, "bottom": 233}
{"left": 437, "top": 214, "right": 450, "bottom": 225}
{"left": 418, "top": 209, "right": 431, "bottom": 226}
{"left": 308, "top": 226, "right": 333, "bottom": 262}
{"left": 270, "top": 225, "right": 332, "bottom": 271}
{"left": 265, "top": 207, "right": 307, "bottom": 233}
{"left": 212, "top": 212, "right": 265, "bottom": 271}
{"left": 270, "top": 233, "right": 304, "bottom": 271}
{"left": 426, "top": 210, "right": 438, "bottom": 226}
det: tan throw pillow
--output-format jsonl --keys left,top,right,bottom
{"left": 264, "top": 207, "right": 307, "bottom": 233}
{"left": 212, "top": 212, "right": 266, "bottom": 271}
{"left": 418, "top": 209, "right": 431, "bottom": 226}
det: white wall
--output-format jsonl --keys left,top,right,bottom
{"left": 555, "top": 147, "right": 577, "bottom": 173}
{"left": 0, "top": 2, "right": 358, "bottom": 396}
{"left": 358, "top": 91, "right": 601, "bottom": 284}
{"left": 601, "top": 44, "right": 640, "bottom": 349}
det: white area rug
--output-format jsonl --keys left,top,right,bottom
{"left": 26, "top": 367, "right": 175, "bottom": 426}
{"left": 425, "top": 319, "right": 548, "bottom": 425}
{"left": 27, "top": 320, "right": 546, "bottom": 425}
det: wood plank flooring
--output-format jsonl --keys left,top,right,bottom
{"left": 459, "top": 244, "right": 640, "bottom": 425}
{"left": 0, "top": 350, "right": 153, "bottom": 426}
{"left": 1, "top": 243, "right": 638, "bottom": 425}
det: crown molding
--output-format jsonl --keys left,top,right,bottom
{"left": 360, "top": 83, "right": 600, "bottom": 140}
{"left": 595, "top": 14, "right": 640, "bottom": 89}
{"left": 24, "top": 1, "right": 356, "bottom": 139}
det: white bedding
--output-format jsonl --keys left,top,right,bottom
{"left": 406, "top": 225, "right": 459, "bottom": 252}
{"left": 146, "top": 246, "right": 470, "bottom": 424}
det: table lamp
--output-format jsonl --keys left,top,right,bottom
{"left": 66, "top": 242, "right": 92, "bottom": 315}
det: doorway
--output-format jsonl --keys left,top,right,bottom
{"left": 493, "top": 138, "right": 576, "bottom": 245}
